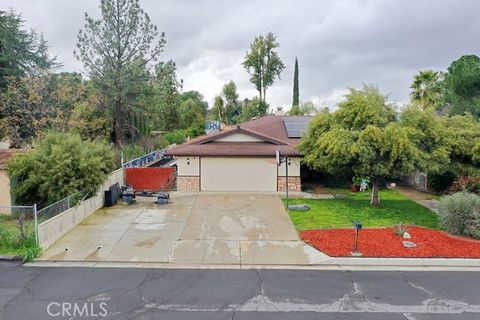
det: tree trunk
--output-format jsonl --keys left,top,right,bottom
{"left": 370, "top": 179, "right": 380, "bottom": 206}
{"left": 113, "top": 99, "right": 122, "bottom": 149}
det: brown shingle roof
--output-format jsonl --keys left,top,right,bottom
{"left": 166, "top": 115, "right": 311, "bottom": 157}
{"left": 0, "top": 149, "right": 28, "bottom": 169}
{"left": 168, "top": 143, "right": 301, "bottom": 157}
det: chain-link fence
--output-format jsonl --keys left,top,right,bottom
{"left": 36, "top": 191, "right": 90, "bottom": 222}
{"left": 0, "top": 205, "right": 38, "bottom": 245}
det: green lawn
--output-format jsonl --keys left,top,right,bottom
{"left": 0, "top": 214, "right": 40, "bottom": 261}
{"left": 286, "top": 189, "right": 440, "bottom": 231}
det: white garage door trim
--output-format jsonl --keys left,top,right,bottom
{"left": 201, "top": 157, "right": 277, "bottom": 191}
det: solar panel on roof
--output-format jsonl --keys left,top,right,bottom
{"left": 283, "top": 117, "right": 311, "bottom": 138}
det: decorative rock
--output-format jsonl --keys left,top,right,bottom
{"left": 402, "top": 240, "right": 417, "bottom": 248}
{"left": 403, "top": 232, "right": 411, "bottom": 240}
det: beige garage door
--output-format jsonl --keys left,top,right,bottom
{"left": 201, "top": 157, "right": 277, "bottom": 191}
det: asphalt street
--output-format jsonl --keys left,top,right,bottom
{"left": 1, "top": 261, "right": 479, "bottom": 320}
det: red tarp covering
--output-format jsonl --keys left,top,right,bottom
{"left": 125, "top": 167, "right": 176, "bottom": 191}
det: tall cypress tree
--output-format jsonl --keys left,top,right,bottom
{"left": 292, "top": 57, "right": 299, "bottom": 107}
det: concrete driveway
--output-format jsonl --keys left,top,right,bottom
{"left": 40, "top": 193, "right": 329, "bottom": 265}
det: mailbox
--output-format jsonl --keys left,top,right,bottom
{"left": 351, "top": 220, "right": 363, "bottom": 256}
{"left": 353, "top": 221, "right": 362, "bottom": 230}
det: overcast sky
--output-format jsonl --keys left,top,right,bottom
{"left": 2, "top": 0, "right": 480, "bottom": 110}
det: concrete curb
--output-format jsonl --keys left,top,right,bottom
{"left": 24, "top": 257, "right": 480, "bottom": 271}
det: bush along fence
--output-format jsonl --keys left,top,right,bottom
{"left": 0, "top": 169, "right": 125, "bottom": 259}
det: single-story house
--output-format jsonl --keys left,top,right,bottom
{"left": 166, "top": 115, "right": 312, "bottom": 192}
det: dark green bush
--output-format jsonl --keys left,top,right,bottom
{"left": 428, "top": 171, "right": 456, "bottom": 193}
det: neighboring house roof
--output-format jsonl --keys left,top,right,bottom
{"left": 166, "top": 115, "right": 312, "bottom": 157}
{"left": 0, "top": 149, "right": 28, "bottom": 170}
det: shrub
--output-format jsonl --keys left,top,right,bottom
{"left": 428, "top": 171, "right": 456, "bottom": 193}
{"left": 464, "top": 181, "right": 480, "bottom": 194}
{"left": 163, "top": 130, "right": 186, "bottom": 145}
{"left": 438, "top": 191, "right": 480, "bottom": 239}
{"left": 122, "top": 144, "right": 144, "bottom": 163}
{"left": 7, "top": 131, "right": 115, "bottom": 208}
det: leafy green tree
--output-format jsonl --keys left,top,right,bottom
{"left": 222, "top": 81, "right": 241, "bottom": 124}
{"left": 46, "top": 72, "right": 88, "bottom": 131}
{"left": 211, "top": 95, "right": 227, "bottom": 123}
{"left": 211, "top": 81, "right": 241, "bottom": 124}
{"left": 178, "top": 97, "right": 206, "bottom": 136}
{"left": 399, "top": 106, "right": 451, "bottom": 174}
{"left": 0, "top": 10, "right": 57, "bottom": 88}
{"left": 400, "top": 106, "right": 480, "bottom": 192}
{"left": 473, "top": 141, "right": 480, "bottom": 165}
{"left": 0, "top": 76, "right": 53, "bottom": 147}
{"left": 7, "top": 131, "right": 115, "bottom": 207}
{"left": 242, "top": 32, "right": 285, "bottom": 104}
{"left": 154, "top": 60, "right": 181, "bottom": 131}
{"left": 288, "top": 101, "right": 317, "bottom": 116}
{"left": 292, "top": 57, "right": 299, "bottom": 107}
{"left": 240, "top": 97, "right": 269, "bottom": 122}
{"left": 334, "top": 85, "right": 396, "bottom": 130}
{"left": 300, "top": 85, "right": 419, "bottom": 206}
{"left": 443, "top": 114, "right": 480, "bottom": 175}
{"left": 75, "top": 0, "right": 166, "bottom": 148}
{"left": 410, "top": 70, "right": 445, "bottom": 110}
{"left": 445, "top": 55, "right": 480, "bottom": 117}
{"left": 68, "top": 100, "right": 110, "bottom": 141}
{"left": 180, "top": 90, "right": 208, "bottom": 109}
{"left": 179, "top": 91, "right": 208, "bottom": 134}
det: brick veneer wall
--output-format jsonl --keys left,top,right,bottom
{"left": 177, "top": 176, "right": 200, "bottom": 192}
{"left": 278, "top": 176, "right": 301, "bottom": 192}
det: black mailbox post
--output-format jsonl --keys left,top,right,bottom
{"left": 351, "top": 220, "right": 363, "bottom": 256}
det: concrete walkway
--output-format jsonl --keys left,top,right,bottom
{"left": 39, "top": 193, "right": 330, "bottom": 266}
{"left": 395, "top": 185, "right": 440, "bottom": 213}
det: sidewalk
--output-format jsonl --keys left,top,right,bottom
{"left": 395, "top": 185, "right": 439, "bottom": 213}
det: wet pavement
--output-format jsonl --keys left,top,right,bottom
{"left": 39, "top": 193, "right": 329, "bottom": 265}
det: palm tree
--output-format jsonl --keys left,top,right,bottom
{"left": 410, "top": 70, "right": 445, "bottom": 110}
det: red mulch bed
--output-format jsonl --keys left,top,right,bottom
{"left": 300, "top": 226, "right": 480, "bottom": 258}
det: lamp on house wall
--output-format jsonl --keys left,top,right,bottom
{"left": 187, "top": 157, "right": 190, "bottom": 165}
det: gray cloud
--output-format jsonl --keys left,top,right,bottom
{"left": 2, "top": 0, "right": 479, "bottom": 110}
